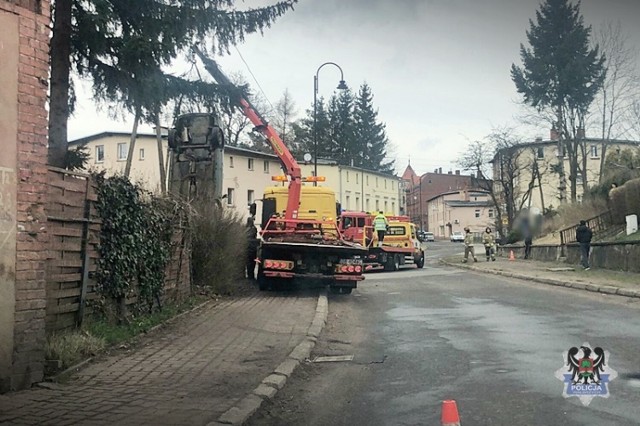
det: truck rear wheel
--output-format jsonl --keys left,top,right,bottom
{"left": 257, "top": 267, "right": 272, "bottom": 291}
{"left": 416, "top": 252, "right": 425, "bottom": 268}
{"left": 385, "top": 254, "right": 400, "bottom": 271}
{"left": 330, "top": 285, "right": 353, "bottom": 295}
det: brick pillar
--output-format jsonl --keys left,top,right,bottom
{"left": 0, "top": 0, "right": 50, "bottom": 392}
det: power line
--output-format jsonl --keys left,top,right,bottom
{"left": 234, "top": 45, "right": 275, "bottom": 111}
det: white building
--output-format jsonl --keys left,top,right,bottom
{"left": 69, "top": 132, "right": 405, "bottom": 222}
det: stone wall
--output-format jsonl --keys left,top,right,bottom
{"left": 498, "top": 241, "right": 640, "bottom": 273}
{"left": 0, "top": 0, "right": 50, "bottom": 392}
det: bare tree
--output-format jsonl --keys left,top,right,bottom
{"left": 593, "top": 21, "right": 640, "bottom": 182}
{"left": 457, "top": 127, "right": 534, "bottom": 238}
{"left": 217, "top": 72, "right": 252, "bottom": 147}
{"left": 273, "top": 89, "right": 298, "bottom": 150}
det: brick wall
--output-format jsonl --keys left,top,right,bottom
{"left": 0, "top": 0, "right": 50, "bottom": 391}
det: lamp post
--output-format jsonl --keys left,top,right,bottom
{"left": 314, "top": 62, "right": 347, "bottom": 186}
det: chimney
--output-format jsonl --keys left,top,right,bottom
{"left": 550, "top": 128, "right": 559, "bottom": 141}
{"left": 535, "top": 136, "right": 542, "bottom": 143}
{"left": 438, "top": 167, "right": 442, "bottom": 174}
{"left": 455, "top": 170, "right": 460, "bottom": 175}
{"left": 469, "top": 172, "right": 475, "bottom": 179}
{"left": 448, "top": 170, "right": 452, "bottom": 175}
{"left": 434, "top": 168, "right": 438, "bottom": 173}
{"left": 577, "top": 128, "right": 585, "bottom": 139}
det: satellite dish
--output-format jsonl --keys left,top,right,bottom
{"left": 303, "top": 153, "right": 312, "bottom": 162}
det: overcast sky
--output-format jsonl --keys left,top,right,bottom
{"left": 68, "top": 0, "right": 640, "bottom": 176}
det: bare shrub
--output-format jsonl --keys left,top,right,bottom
{"left": 540, "top": 198, "right": 608, "bottom": 235}
{"left": 191, "top": 200, "right": 247, "bottom": 294}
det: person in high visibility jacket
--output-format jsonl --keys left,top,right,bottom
{"left": 373, "top": 211, "right": 389, "bottom": 247}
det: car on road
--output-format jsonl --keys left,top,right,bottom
{"left": 423, "top": 232, "right": 435, "bottom": 242}
{"left": 450, "top": 231, "right": 464, "bottom": 242}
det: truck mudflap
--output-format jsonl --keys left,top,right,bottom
{"left": 263, "top": 271, "right": 364, "bottom": 281}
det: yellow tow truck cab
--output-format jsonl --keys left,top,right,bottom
{"left": 261, "top": 185, "right": 340, "bottom": 226}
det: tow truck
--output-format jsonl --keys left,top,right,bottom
{"left": 195, "top": 48, "right": 367, "bottom": 294}
{"left": 339, "top": 211, "right": 425, "bottom": 271}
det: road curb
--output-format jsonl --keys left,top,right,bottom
{"left": 211, "top": 290, "right": 329, "bottom": 426}
{"left": 439, "top": 260, "right": 640, "bottom": 299}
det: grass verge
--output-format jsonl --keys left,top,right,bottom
{"left": 45, "top": 294, "right": 210, "bottom": 377}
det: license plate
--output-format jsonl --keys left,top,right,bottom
{"left": 340, "top": 258, "right": 363, "bottom": 265}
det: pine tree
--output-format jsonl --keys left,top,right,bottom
{"left": 48, "top": 0, "right": 298, "bottom": 167}
{"left": 291, "top": 97, "right": 330, "bottom": 160}
{"left": 353, "top": 83, "right": 395, "bottom": 173}
{"left": 327, "top": 90, "right": 356, "bottom": 164}
{"left": 511, "top": 0, "right": 605, "bottom": 201}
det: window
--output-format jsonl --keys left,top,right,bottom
{"left": 263, "top": 161, "right": 269, "bottom": 173}
{"left": 117, "top": 143, "right": 127, "bottom": 161}
{"left": 229, "top": 156, "right": 234, "bottom": 168}
{"left": 366, "top": 199, "right": 370, "bottom": 211}
{"left": 375, "top": 200, "right": 379, "bottom": 210}
{"left": 384, "top": 180, "right": 387, "bottom": 189}
{"left": 247, "top": 190, "right": 254, "bottom": 204}
{"left": 356, "top": 197, "right": 360, "bottom": 209}
{"left": 475, "top": 209, "right": 480, "bottom": 218}
{"left": 366, "top": 175, "right": 369, "bottom": 185}
{"left": 590, "top": 145, "right": 599, "bottom": 158}
{"left": 95, "top": 145, "right": 104, "bottom": 163}
{"left": 376, "top": 177, "right": 379, "bottom": 188}
{"left": 384, "top": 201, "right": 388, "bottom": 211}
{"left": 139, "top": 148, "right": 145, "bottom": 160}
{"left": 392, "top": 202, "right": 395, "bottom": 212}
{"left": 356, "top": 174, "right": 359, "bottom": 184}
{"left": 346, "top": 171, "right": 349, "bottom": 183}
{"left": 488, "top": 209, "right": 494, "bottom": 218}
{"left": 248, "top": 158, "right": 254, "bottom": 170}
{"left": 392, "top": 181, "right": 395, "bottom": 190}
{"left": 226, "top": 188, "right": 235, "bottom": 206}
{"left": 537, "top": 147, "right": 544, "bottom": 159}
{"left": 346, "top": 195, "right": 350, "bottom": 209}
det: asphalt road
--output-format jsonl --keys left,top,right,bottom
{"left": 249, "top": 241, "right": 640, "bottom": 425}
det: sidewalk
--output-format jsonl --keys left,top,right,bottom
{"left": 441, "top": 254, "right": 640, "bottom": 298}
{"left": 0, "top": 290, "right": 322, "bottom": 426}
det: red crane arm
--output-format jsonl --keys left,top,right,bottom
{"left": 194, "top": 47, "right": 302, "bottom": 221}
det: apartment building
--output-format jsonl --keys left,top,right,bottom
{"left": 427, "top": 190, "right": 495, "bottom": 238}
{"left": 68, "top": 132, "right": 404, "bottom": 222}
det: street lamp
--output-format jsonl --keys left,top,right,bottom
{"left": 314, "top": 62, "right": 347, "bottom": 186}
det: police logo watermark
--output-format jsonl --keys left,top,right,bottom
{"left": 554, "top": 342, "right": 617, "bottom": 406}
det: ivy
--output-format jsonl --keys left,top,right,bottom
{"left": 94, "top": 174, "right": 179, "bottom": 316}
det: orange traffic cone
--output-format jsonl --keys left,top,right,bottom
{"left": 441, "top": 400, "right": 461, "bottom": 426}
{"left": 509, "top": 250, "right": 515, "bottom": 261}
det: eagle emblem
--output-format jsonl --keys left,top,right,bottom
{"left": 567, "top": 345, "right": 605, "bottom": 385}
{"left": 554, "top": 342, "right": 617, "bottom": 406}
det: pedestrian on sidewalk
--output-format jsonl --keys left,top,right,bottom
{"left": 246, "top": 217, "right": 259, "bottom": 280}
{"left": 482, "top": 227, "right": 496, "bottom": 261}
{"left": 373, "top": 211, "right": 389, "bottom": 247}
{"left": 462, "top": 227, "right": 478, "bottom": 263}
{"left": 524, "top": 232, "right": 533, "bottom": 259}
{"left": 576, "top": 220, "right": 593, "bottom": 270}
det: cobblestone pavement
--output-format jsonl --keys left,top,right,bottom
{"left": 0, "top": 291, "right": 318, "bottom": 426}
{"left": 443, "top": 252, "right": 640, "bottom": 295}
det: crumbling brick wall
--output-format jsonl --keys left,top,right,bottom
{"left": 0, "top": 0, "right": 50, "bottom": 391}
